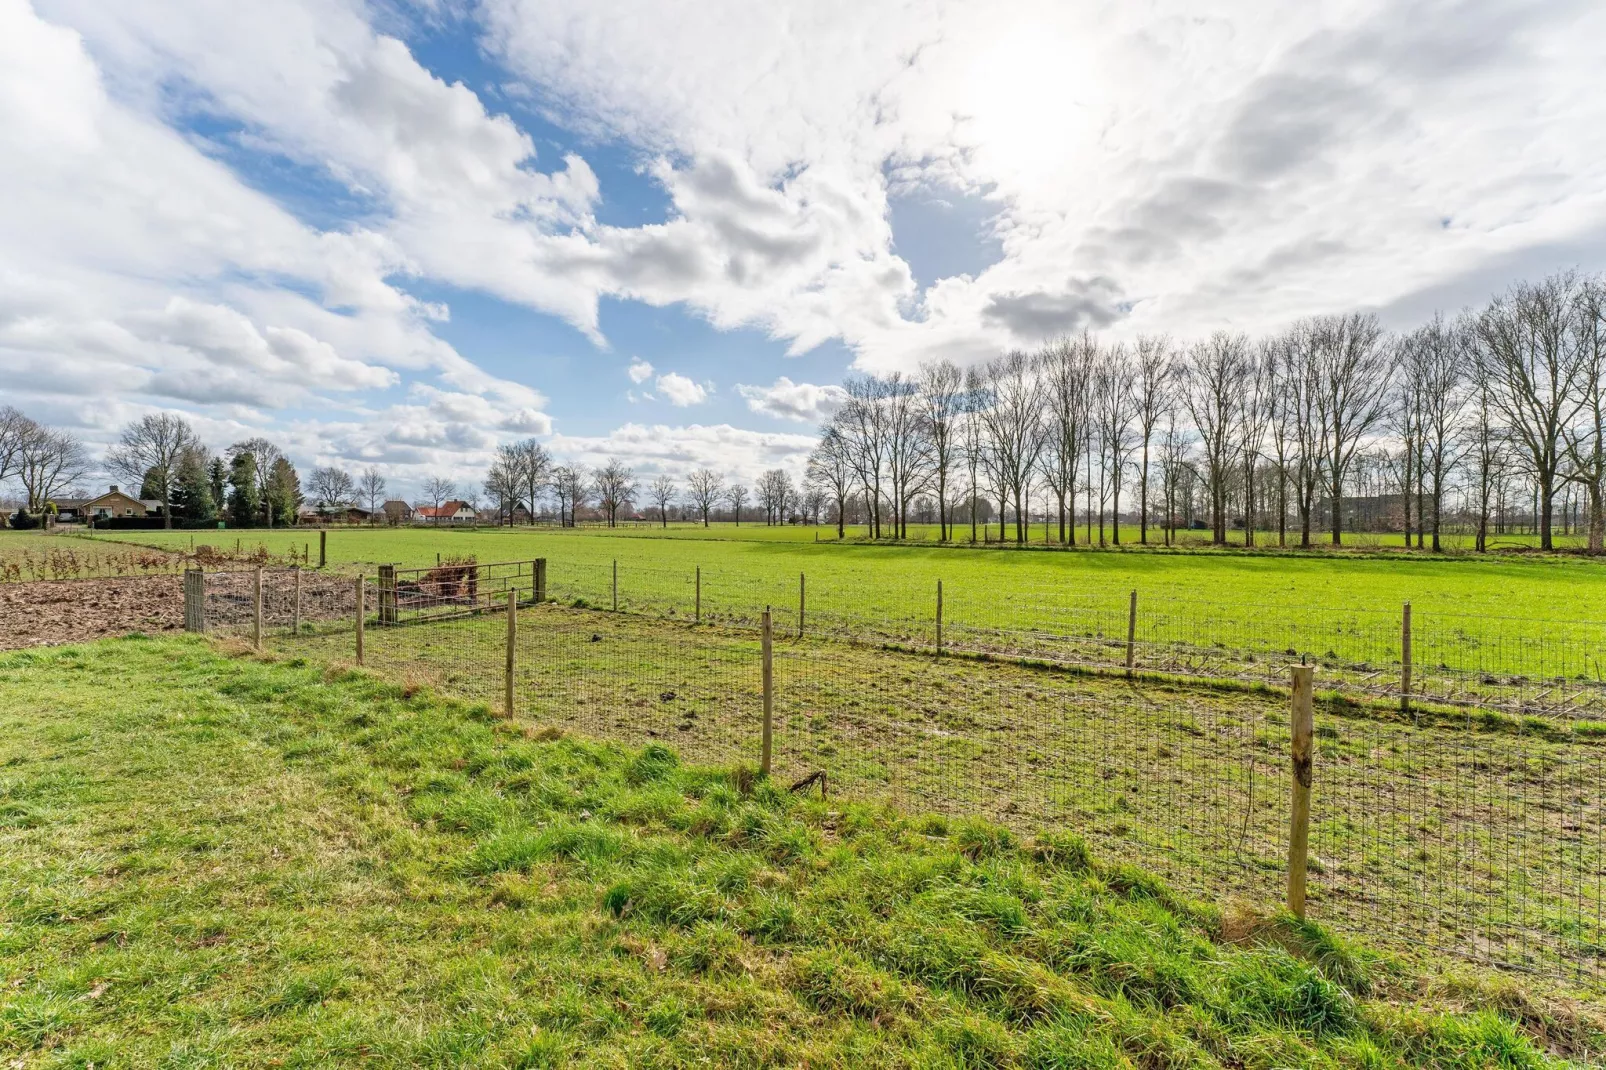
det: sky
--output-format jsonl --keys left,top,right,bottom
{"left": 3, "top": 0, "right": 1605, "bottom": 502}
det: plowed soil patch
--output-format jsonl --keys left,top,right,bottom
{"left": 0, "top": 576, "right": 182, "bottom": 649}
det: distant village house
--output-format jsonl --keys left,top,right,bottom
{"left": 51, "top": 486, "right": 160, "bottom": 524}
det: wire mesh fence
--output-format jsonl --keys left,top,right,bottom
{"left": 179, "top": 559, "right": 1605, "bottom": 991}
{"left": 537, "top": 559, "right": 1606, "bottom": 720}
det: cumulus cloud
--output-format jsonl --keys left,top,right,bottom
{"left": 0, "top": 0, "right": 554, "bottom": 486}
{"left": 9, "top": 0, "right": 1606, "bottom": 501}
{"left": 546, "top": 422, "right": 815, "bottom": 484}
{"left": 736, "top": 377, "right": 848, "bottom": 423}
{"left": 655, "top": 372, "right": 709, "bottom": 407}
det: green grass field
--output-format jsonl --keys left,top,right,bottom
{"left": 3, "top": 635, "right": 1600, "bottom": 1067}
{"left": 281, "top": 605, "right": 1606, "bottom": 993}
{"left": 55, "top": 523, "right": 1606, "bottom": 621}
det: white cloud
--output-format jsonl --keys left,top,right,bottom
{"left": 655, "top": 372, "right": 709, "bottom": 407}
{"left": 547, "top": 422, "right": 815, "bottom": 485}
{"left": 737, "top": 377, "right": 847, "bottom": 423}
{"left": 481, "top": 0, "right": 1606, "bottom": 366}
{"left": 1, "top": 0, "right": 555, "bottom": 488}
{"left": 626, "top": 357, "right": 654, "bottom": 383}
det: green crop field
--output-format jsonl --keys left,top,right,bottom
{"left": 60, "top": 524, "right": 1606, "bottom": 622}
{"left": 3, "top": 635, "right": 1600, "bottom": 1066}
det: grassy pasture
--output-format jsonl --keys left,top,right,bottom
{"left": 282, "top": 606, "right": 1606, "bottom": 992}
{"left": 63, "top": 523, "right": 1606, "bottom": 622}
{"left": 3, "top": 635, "right": 1600, "bottom": 1067}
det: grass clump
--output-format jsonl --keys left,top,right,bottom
{"left": 0, "top": 635, "right": 1598, "bottom": 1067}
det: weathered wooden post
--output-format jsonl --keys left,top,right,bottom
{"left": 1287, "top": 664, "right": 1315, "bottom": 919}
{"left": 504, "top": 589, "right": 517, "bottom": 718}
{"left": 183, "top": 568, "right": 205, "bottom": 632}
{"left": 612, "top": 559, "right": 618, "bottom": 612}
{"left": 252, "top": 567, "right": 263, "bottom": 650}
{"left": 533, "top": 558, "right": 547, "bottom": 603}
{"left": 319, "top": 529, "right": 326, "bottom": 569}
{"left": 798, "top": 572, "right": 806, "bottom": 639}
{"left": 378, "top": 564, "right": 397, "bottom": 625}
{"left": 293, "top": 567, "right": 302, "bottom": 636}
{"left": 936, "top": 579, "right": 944, "bottom": 654}
{"left": 1125, "top": 589, "right": 1138, "bottom": 677}
{"left": 354, "top": 575, "right": 365, "bottom": 665}
{"left": 695, "top": 566, "right": 701, "bottom": 624}
{"left": 1400, "top": 602, "right": 1413, "bottom": 718}
{"left": 760, "top": 607, "right": 774, "bottom": 776}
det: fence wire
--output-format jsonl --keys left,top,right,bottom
{"left": 539, "top": 560, "right": 1606, "bottom": 720}
{"left": 184, "top": 560, "right": 1606, "bottom": 992}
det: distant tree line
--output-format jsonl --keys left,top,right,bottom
{"left": 806, "top": 270, "right": 1606, "bottom": 552}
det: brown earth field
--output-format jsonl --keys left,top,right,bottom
{"left": 0, "top": 571, "right": 356, "bottom": 650}
{"left": 0, "top": 575, "right": 183, "bottom": 649}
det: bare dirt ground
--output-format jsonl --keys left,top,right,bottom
{"left": 0, "top": 570, "right": 358, "bottom": 650}
{"left": 0, "top": 575, "right": 183, "bottom": 650}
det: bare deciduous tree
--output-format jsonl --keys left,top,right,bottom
{"left": 1564, "top": 277, "right": 1606, "bottom": 552}
{"left": 918, "top": 360, "right": 964, "bottom": 541}
{"left": 1182, "top": 332, "right": 1248, "bottom": 544}
{"left": 978, "top": 350, "right": 1046, "bottom": 544}
{"left": 649, "top": 473, "right": 677, "bottom": 528}
{"left": 1408, "top": 314, "right": 1473, "bottom": 551}
{"left": 686, "top": 469, "right": 723, "bottom": 527}
{"left": 422, "top": 476, "right": 456, "bottom": 523}
{"left": 593, "top": 459, "right": 637, "bottom": 527}
{"left": 1132, "top": 335, "right": 1173, "bottom": 544}
{"left": 358, "top": 467, "right": 387, "bottom": 522}
{"left": 483, "top": 459, "right": 520, "bottom": 525}
{"left": 507, "top": 440, "right": 552, "bottom": 525}
{"left": 725, "top": 482, "right": 750, "bottom": 525}
{"left": 0, "top": 406, "right": 32, "bottom": 490}
{"left": 1312, "top": 312, "right": 1394, "bottom": 546}
{"left": 106, "top": 413, "right": 198, "bottom": 529}
{"left": 1093, "top": 343, "right": 1137, "bottom": 546}
{"left": 307, "top": 466, "right": 356, "bottom": 514}
{"left": 1235, "top": 342, "right": 1276, "bottom": 546}
{"left": 807, "top": 429, "right": 854, "bottom": 538}
{"left": 1037, "top": 336, "right": 1093, "bottom": 545}
{"left": 1478, "top": 272, "right": 1592, "bottom": 550}
{"left": 18, "top": 424, "right": 90, "bottom": 513}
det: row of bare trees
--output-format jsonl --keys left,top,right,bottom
{"left": 478, "top": 447, "right": 836, "bottom": 529}
{"left": 807, "top": 270, "right": 1606, "bottom": 552}
{"left": 0, "top": 407, "right": 91, "bottom": 521}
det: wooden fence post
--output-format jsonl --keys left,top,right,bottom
{"left": 936, "top": 579, "right": 944, "bottom": 654}
{"left": 612, "top": 560, "right": 618, "bottom": 612}
{"left": 1400, "top": 602, "right": 1413, "bottom": 718}
{"left": 1125, "top": 589, "right": 1138, "bottom": 677}
{"left": 799, "top": 572, "right": 806, "bottom": 639}
{"left": 293, "top": 567, "right": 302, "bottom": 636}
{"left": 695, "top": 567, "right": 701, "bottom": 624}
{"left": 354, "top": 575, "right": 365, "bottom": 665}
{"left": 252, "top": 567, "right": 263, "bottom": 650}
{"left": 319, "top": 529, "right": 327, "bottom": 569}
{"left": 378, "top": 564, "right": 397, "bottom": 625}
{"left": 533, "top": 558, "right": 547, "bottom": 603}
{"left": 504, "top": 589, "right": 517, "bottom": 718}
{"left": 1287, "top": 664, "right": 1315, "bottom": 919}
{"left": 760, "top": 607, "right": 774, "bottom": 776}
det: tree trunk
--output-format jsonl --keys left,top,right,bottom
{"left": 1539, "top": 478, "right": 1554, "bottom": 549}
{"left": 1589, "top": 482, "right": 1605, "bottom": 553}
